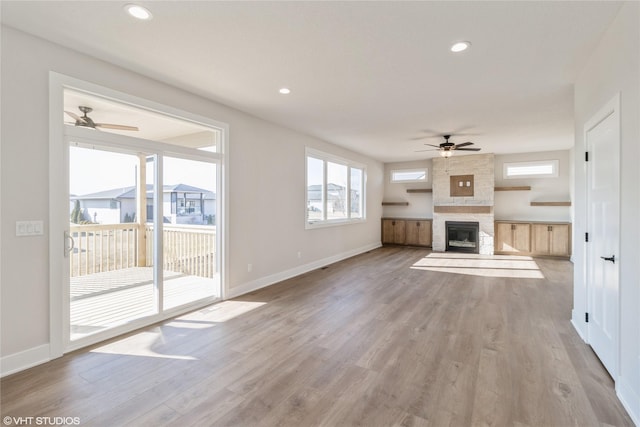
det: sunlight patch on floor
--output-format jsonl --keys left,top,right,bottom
{"left": 411, "top": 253, "right": 545, "bottom": 279}
{"left": 90, "top": 330, "right": 198, "bottom": 360}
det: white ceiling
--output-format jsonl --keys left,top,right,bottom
{"left": 1, "top": 1, "right": 623, "bottom": 162}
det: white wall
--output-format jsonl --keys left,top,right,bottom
{"left": 382, "top": 160, "right": 433, "bottom": 218}
{"left": 382, "top": 152, "right": 572, "bottom": 223}
{"left": 494, "top": 150, "right": 571, "bottom": 222}
{"left": 573, "top": 2, "right": 640, "bottom": 424}
{"left": 0, "top": 27, "right": 383, "bottom": 367}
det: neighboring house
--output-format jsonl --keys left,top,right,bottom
{"left": 71, "top": 183, "right": 216, "bottom": 225}
{"left": 307, "top": 183, "right": 360, "bottom": 215}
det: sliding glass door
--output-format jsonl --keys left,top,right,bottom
{"left": 65, "top": 136, "right": 222, "bottom": 349}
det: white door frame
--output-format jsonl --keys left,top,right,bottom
{"left": 49, "top": 72, "right": 229, "bottom": 358}
{"left": 584, "top": 92, "right": 621, "bottom": 379}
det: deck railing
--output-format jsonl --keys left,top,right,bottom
{"left": 69, "top": 223, "right": 216, "bottom": 278}
{"left": 145, "top": 224, "right": 217, "bottom": 278}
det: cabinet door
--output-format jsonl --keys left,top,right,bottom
{"left": 420, "top": 220, "right": 432, "bottom": 247}
{"left": 405, "top": 221, "right": 419, "bottom": 245}
{"left": 382, "top": 220, "right": 395, "bottom": 244}
{"left": 549, "top": 224, "right": 570, "bottom": 256}
{"left": 405, "top": 220, "right": 431, "bottom": 246}
{"left": 495, "top": 222, "right": 530, "bottom": 253}
{"left": 531, "top": 224, "right": 551, "bottom": 254}
{"left": 393, "top": 220, "right": 406, "bottom": 244}
{"left": 512, "top": 223, "right": 531, "bottom": 252}
{"left": 495, "top": 222, "right": 516, "bottom": 252}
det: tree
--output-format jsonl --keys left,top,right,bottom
{"left": 70, "top": 200, "right": 83, "bottom": 224}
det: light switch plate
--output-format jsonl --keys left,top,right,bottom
{"left": 16, "top": 220, "right": 44, "bottom": 236}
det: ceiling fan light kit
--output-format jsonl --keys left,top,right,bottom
{"left": 416, "top": 134, "right": 481, "bottom": 157}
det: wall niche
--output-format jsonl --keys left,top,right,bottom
{"left": 450, "top": 175, "right": 474, "bottom": 197}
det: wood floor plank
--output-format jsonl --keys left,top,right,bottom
{"left": 0, "top": 247, "right": 634, "bottom": 426}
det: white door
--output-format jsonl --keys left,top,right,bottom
{"left": 586, "top": 94, "right": 620, "bottom": 378}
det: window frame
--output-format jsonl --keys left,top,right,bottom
{"left": 390, "top": 168, "right": 428, "bottom": 183}
{"left": 503, "top": 160, "right": 559, "bottom": 179}
{"left": 305, "top": 147, "right": 366, "bottom": 229}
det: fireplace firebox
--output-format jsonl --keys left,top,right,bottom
{"left": 445, "top": 221, "right": 479, "bottom": 254}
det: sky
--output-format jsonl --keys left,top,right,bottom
{"left": 70, "top": 146, "right": 216, "bottom": 196}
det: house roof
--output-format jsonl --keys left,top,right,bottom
{"left": 307, "top": 183, "right": 356, "bottom": 202}
{"left": 72, "top": 184, "right": 216, "bottom": 200}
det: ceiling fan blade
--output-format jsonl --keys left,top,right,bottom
{"left": 424, "top": 144, "right": 441, "bottom": 148}
{"left": 455, "top": 142, "right": 474, "bottom": 148}
{"left": 455, "top": 147, "right": 481, "bottom": 151}
{"left": 415, "top": 149, "right": 439, "bottom": 152}
{"left": 95, "top": 123, "right": 139, "bottom": 131}
{"left": 65, "top": 110, "right": 85, "bottom": 122}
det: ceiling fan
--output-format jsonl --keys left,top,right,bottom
{"left": 65, "top": 106, "right": 139, "bottom": 131}
{"left": 416, "top": 134, "right": 481, "bottom": 157}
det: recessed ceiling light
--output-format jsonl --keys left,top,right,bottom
{"left": 279, "top": 88, "right": 291, "bottom": 95}
{"left": 125, "top": 4, "right": 153, "bottom": 20}
{"left": 451, "top": 41, "right": 471, "bottom": 53}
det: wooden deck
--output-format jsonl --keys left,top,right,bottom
{"left": 71, "top": 267, "right": 220, "bottom": 340}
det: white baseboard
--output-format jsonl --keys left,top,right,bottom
{"left": 227, "top": 242, "right": 382, "bottom": 299}
{"left": 0, "top": 344, "right": 50, "bottom": 378}
{"left": 618, "top": 378, "right": 640, "bottom": 426}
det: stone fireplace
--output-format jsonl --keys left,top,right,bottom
{"left": 432, "top": 153, "right": 495, "bottom": 255}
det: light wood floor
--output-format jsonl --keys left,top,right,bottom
{"left": 1, "top": 247, "right": 633, "bottom": 426}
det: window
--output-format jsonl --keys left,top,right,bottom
{"left": 503, "top": 160, "right": 559, "bottom": 179}
{"left": 306, "top": 148, "right": 366, "bottom": 227}
{"left": 390, "top": 168, "right": 428, "bottom": 183}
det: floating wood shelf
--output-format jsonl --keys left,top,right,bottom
{"left": 382, "top": 202, "right": 409, "bottom": 206}
{"left": 406, "top": 189, "right": 432, "bottom": 193}
{"left": 530, "top": 201, "right": 571, "bottom": 207}
{"left": 494, "top": 186, "right": 531, "bottom": 191}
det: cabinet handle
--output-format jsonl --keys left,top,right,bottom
{"left": 511, "top": 224, "right": 515, "bottom": 230}
{"left": 548, "top": 225, "right": 553, "bottom": 231}
{"left": 600, "top": 255, "right": 615, "bottom": 263}
{"left": 392, "top": 221, "right": 395, "bottom": 226}
{"left": 416, "top": 222, "right": 420, "bottom": 227}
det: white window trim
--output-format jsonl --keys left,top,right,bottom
{"left": 503, "top": 160, "right": 559, "bottom": 179}
{"left": 390, "top": 168, "right": 428, "bottom": 183}
{"left": 305, "top": 147, "right": 366, "bottom": 229}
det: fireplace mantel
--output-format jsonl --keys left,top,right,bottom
{"left": 433, "top": 205, "right": 492, "bottom": 214}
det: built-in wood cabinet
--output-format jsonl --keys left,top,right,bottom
{"left": 530, "top": 223, "right": 571, "bottom": 256}
{"left": 382, "top": 219, "right": 406, "bottom": 245}
{"left": 495, "top": 222, "right": 531, "bottom": 253}
{"left": 495, "top": 221, "right": 571, "bottom": 258}
{"left": 405, "top": 220, "right": 432, "bottom": 246}
{"left": 382, "top": 218, "right": 431, "bottom": 247}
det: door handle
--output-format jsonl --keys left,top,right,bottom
{"left": 64, "top": 231, "right": 75, "bottom": 257}
{"left": 600, "top": 255, "right": 615, "bottom": 264}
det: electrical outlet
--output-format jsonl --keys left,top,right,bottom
{"left": 247, "top": 263, "right": 253, "bottom": 272}
{"left": 297, "top": 251, "right": 302, "bottom": 259}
